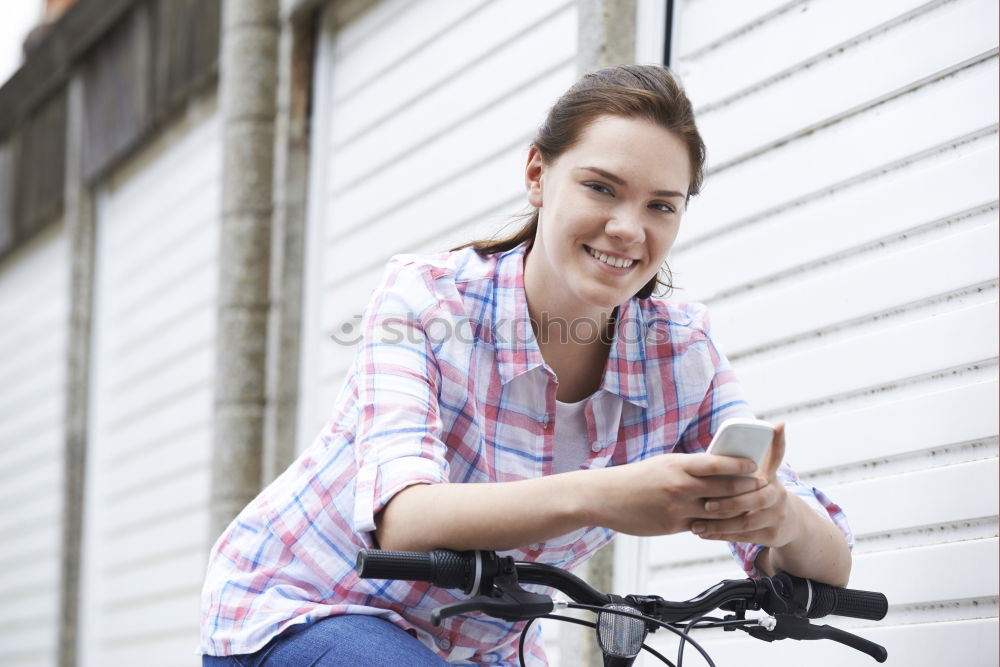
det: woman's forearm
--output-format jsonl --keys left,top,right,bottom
{"left": 375, "top": 471, "right": 592, "bottom": 552}
{"left": 756, "top": 493, "right": 852, "bottom": 587}
{"left": 376, "top": 452, "right": 765, "bottom": 552}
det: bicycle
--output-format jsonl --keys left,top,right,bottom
{"left": 356, "top": 548, "right": 888, "bottom": 667}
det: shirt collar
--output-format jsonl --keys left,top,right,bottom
{"left": 489, "top": 243, "right": 650, "bottom": 408}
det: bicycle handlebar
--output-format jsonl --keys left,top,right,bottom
{"left": 355, "top": 548, "right": 887, "bottom": 621}
{"left": 355, "top": 548, "right": 889, "bottom": 664}
{"left": 355, "top": 548, "right": 481, "bottom": 593}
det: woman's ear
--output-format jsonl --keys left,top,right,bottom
{"left": 525, "top": 146, "right": 544, "bottom": 208}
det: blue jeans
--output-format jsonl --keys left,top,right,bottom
{"left": 203, "top": 615, "right": 450, "bottom": 666}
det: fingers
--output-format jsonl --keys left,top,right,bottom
{"left": 691, "top": 511, "right": 777, "bottom": 542}
{"left": 694, "top": 474, "right": 764, "bottom": 499}
{"left": 760, "top": 422, "right": 786, "bottom": 481}
{"left": 703, "top": 481, "right": 779, "bottom": 514}
{"left": 687, "top": 452, "right": 759, "bottom": 477}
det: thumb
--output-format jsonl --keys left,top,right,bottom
{"left": 761, "top": 422, "right": 786, "bottom": 481}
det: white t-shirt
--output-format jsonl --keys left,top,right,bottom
{"left": 553, "top": 397, "right": 591, "bottom": 474}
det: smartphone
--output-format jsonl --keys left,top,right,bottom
{"left": 705, "top": 418, "right": 775, "bottom": 476}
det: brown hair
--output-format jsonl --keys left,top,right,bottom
{"left": 455, "top": 64, "right": 705, "bottom": 299}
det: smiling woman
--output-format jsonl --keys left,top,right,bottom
{"left": 199, "top": 64, "right": 853, "bottom": 667}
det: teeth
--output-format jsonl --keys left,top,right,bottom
{"left": 588, "top": 247, "right": 635, "bottom": 269}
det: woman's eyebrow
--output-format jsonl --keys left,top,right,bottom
{"left": 580, "top": 166, "right": 686, "bottom": 199}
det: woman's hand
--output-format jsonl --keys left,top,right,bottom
{"left": 584, "top": 451, "right": 765, "bottom": 536}
{"left": 689, "top": 423, "right": 805, "bottom": 548}
{"left": 688, "top": 423, "right": 853, "bottom": 586}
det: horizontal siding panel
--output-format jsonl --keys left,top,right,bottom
{"left": 673, "top": 137, "right": 998, "bottom": 301}
{"left": 327, "top": 10, "right": 575, "bottom": 193}
{"left": 102, "top": 117, "right": 221, "bottom": 250}
{"left": 100, "top": 464, "right": 209, "bottom": 534}
{"left": 330, "top": 0, "right": 490, "bottom": 100}
{"left": 104, "top": 428, "right": 210, "bottom": 493}
{"left": 680, "top": 0, "right": 933, "bottom": 106}
{"left": 328, "top": 0, "right": 571, "bottom": 146}
{"left": 645, "top": 537, "right": 999, "bottom": 605}
{"left": 0, "top": 326, "right": 67, "bottom": 387}
{"left": 0, "top": 397, "right": 63, "bottom": 447}
{"left": 0, "top": 557, "right": 59, "bottom": 605}
{"left": 642, "top": 616, "right": 998, "bottom": 667}
{"left": 699, "top": 0, "right": 999, "bottom": 168}
{"left": 738, "top": 299, "right": 998, "bottom": 414}
{"left": 103, "top": 550, "right": 206, "bottom": 608}
{"left": 100, "top": 510, "right": 207, "bottom": 571}
{"left": 0, "top": 507, "right": 60, "bottom": 561}
{"left": 105, "top": 181, "right": 219, "bottom": 282}
{"left": 853, "top": 538, "right": 998, "bottom": 604}
{"left": 91, "top": 634, "right": 200, "bottom": 667}
{"left": 0, "top": 457, "right": 61, "bottom": 505}
{"left": 105, "top": 304, "right": 215, "bottom": 395}
{"left": 675, "top": 0, "right": 793, "bottom": 57}
{"left": 827, "top": 458, "right": 999, "bottom": 535}
{"left": 0, "top": 578, "right": 58, "bottom": 620}
{"left": 679, "top": 57, "right": 998, "bottom": 246}
{"left": 108, "top": 231, "right": 217, "bottom": 328}
{"left": 0, "top": 362, "right": 63, "bottom": 414}
{"left": 96, "top": 588, "right": 201, "bottom": 645}
{"left": 323, "top": 62, "right": 573, "bottom": 244}
{"left": 710, "top": 216, "right": 999, "bottom": 355}
{"left": 104, "top": 383, "right": 212, "bottom": 453}
{"left": 786, "top": 379, "right": 999, "bottom": 470}
{"left": 95, "top": 344, "right": 214, "bottom": 433}
{"left": 0, "top": 491, "right": 60, "bottom": 535}
{"left": 0, "top": 621, "right": 59, "bottom": 667}
{"left": 322, "top": 142, "right": 528, "bottom": 285}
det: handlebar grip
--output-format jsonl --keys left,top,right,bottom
{"left": 808, "top": 583, "right": 888, "bottom": 621}
{"left": 355, "top": 549, "right": 477, "bottom": 593}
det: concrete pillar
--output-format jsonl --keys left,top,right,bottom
{"left": 262, "top": 11, "right": 314, "bottom": 483}
{"left": 59, "top": 73, "right": 95, "bottom": 667}
{"left": 211, "top": 0, "right": 280, "bottom": 539}
{"left": 576, "top": 3, "right": 637, "bottom": 664}
{"left": 577, "top": 0, "right": 637, "bottom": 74}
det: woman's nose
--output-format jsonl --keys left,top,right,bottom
{"left": 605, "top": 209, "right": 645, "bottom": 244}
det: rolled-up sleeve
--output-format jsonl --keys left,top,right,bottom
{"left": 729, "top": 465, "right": 854, "bottom": 577}
{"left": 351, "top": 260, "right": 451, "bottom": 538}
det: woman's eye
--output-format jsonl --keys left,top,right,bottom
{"left": 585, "top": 182, "right": 612, "bottom": 195}
{"left": 651, "top": 202, "right": 676, "bottom": 214}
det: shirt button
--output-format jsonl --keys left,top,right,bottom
{"left": 438, "top": 637, "right": 452, "bottom": 650}
{"left": 591, "top": 441, "right": 601, "bottom": 452}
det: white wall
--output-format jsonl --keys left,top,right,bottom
{"left": 78, "top": 97, "right": 221, "bottom": 667}
{"left": 0, "top": 223, "right": 68, "bottom": 667}
{"left": 617, "top": 0, "right": 999, "bottom": 665}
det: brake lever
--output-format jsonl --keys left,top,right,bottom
{"left": 748, "top": 615, "right": 887, "bottom": 663}
{"left": 431, "top": 587, "right": 554, "bottom": 625}
{"left": 430, "top": 553, "right": 553, "bottom": 625}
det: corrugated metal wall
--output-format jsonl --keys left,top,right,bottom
{"left": 299, "top": 0, "right": 578, "bottom": 440}
{"left": 616, "top": 0, "right": 999, "bottom": 664}
{"left": 0, "top": 223, "right": 68, "bottom": 666}
{"left": 78, "top": 99, "right": 221, "bottom": 667}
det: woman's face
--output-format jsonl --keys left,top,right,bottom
{"left": 524, "top": 114, "right": 691, "bottom": 317}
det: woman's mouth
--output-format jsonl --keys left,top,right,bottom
{"left": 585, "top": 245, "right": 636, "bottom": 270}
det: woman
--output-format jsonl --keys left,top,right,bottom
{"left": 201, "top": 64, "right": 852, "bottom": 666}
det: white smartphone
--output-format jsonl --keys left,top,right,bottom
{"left": 705, "top": 418, "right": 775, "bottom": 476}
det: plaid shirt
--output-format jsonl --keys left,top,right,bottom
{"left": 200, "top": 243, "right": 852, "bottom": 665}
